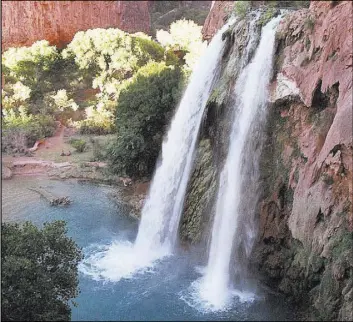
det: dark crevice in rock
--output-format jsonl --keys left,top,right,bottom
{"left": 312, "top": 79, "right": 329, "bottom": 110}
{"left": 278, "top": 183, "right": 286, "bottom": 210}
{"left": 315, "top": 208, "right": 325, "bottom": 225}
{"left": 329, "top": 144, "right": 342, "bottom": 157}
{"left": 312, "top": 80, "right": 340, "bottom": 112}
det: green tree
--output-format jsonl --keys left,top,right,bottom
{"left": 1, "top": 221, "right": 83, "bottom": 321}
{"left": 2, "top": 40, "right": 61, "bottom": 101}
{"left": 107, "top": 61, "right": 184, "bottom": 178}
{"left": 63, "top": 28, "right": 165, "bottom": 100}
{"left": 156, "top": 19, "right": 207, "bottom": 72}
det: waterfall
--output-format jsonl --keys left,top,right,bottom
{"left": 196, "top": 16, "right": 282, "bottom": 311}
{"left": 134, "top": 19, "right": 234, "bottom": 255}
{"left": 80, "top": 19, "right": 235, "bottom": 282}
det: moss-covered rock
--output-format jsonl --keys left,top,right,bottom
{"left": 179, "top": 139, "right": 217, "bottom": 244}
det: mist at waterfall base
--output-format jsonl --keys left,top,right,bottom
{"left": 187, "top": 16, "right": 283, "bottom": 312}
{"left": 2, "top": 178, "right": 299, "bottom": 321}
{"left": 79, "top": 20, "right": 233, "bottom": 283}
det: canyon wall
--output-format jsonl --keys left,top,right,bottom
{"left": 201, "top": 1, "right": 234, "bottom": 40}
{"left": 1, "top": 1, "right": 150, "bottom": 50}
{"left": 182, "top": 1, "right": 352, "bottom": 320}
{"left": 252, "top": 2, "right": 352, "bottom": 320}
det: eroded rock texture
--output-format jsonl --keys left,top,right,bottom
{"left": 252, "top": 2, "right": 353, "bottom": 320}
{"left": 201, "top": 1, "right": 234, "bottom": 41}
{"left": 184, "top": 1, "right": 352, "bottom": 320}
{"left": 2, "top": 1, "right": 151, "bottom": 50}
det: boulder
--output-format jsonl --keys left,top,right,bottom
{"left": 2, "top": 167, "right": 13, "bottom": 180}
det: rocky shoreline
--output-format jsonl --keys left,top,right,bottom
{"left": 2, "top": 157, "right": 148, "bottom": 220}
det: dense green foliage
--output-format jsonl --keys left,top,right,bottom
{"left": 1, "top": 41, "right": 76, "bottom": 151}
{"left": 258, "top": 3, "right": 279, "bottom": 27}
{"left": 74, "top": 103, "right": 116, "bottom": 135}
{"left": 233, "top": 0, "right": 310, "bottom": 19}
{"left": 69, "top": 138, "right": 87, "bottom": 153}
{"left": 2, "top": 21, "right": 205, "bottom": 175}
{"left": 2, "top": 41, "right": 61, "bottom": 101}
{"left": 156, "top": 19, "right": 207, "bottom": 72}
{"left": 107, "top": 62, "right": 183, "bottom": 178}
{"left": 234, "top": 1, "right": 251, "bottom": 18}
{"left": 1, "top": 221, "right": 83, "bottom": 321}
{"left": 2, "top": 90, "right": 56, "bottom": 152}
{"left": 63, "top": 29, "right": 165, "bottom": 102}
{"left": 2, "top": 105, "right": 56, "bottom": 152}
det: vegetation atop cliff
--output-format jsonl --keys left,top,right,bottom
{"left": 2, "top": 19, "right": 206, "bottom": 180}
{"left": 150, "top": 0, "right": 211, "bottom": 37}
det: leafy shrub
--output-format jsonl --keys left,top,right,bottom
{"left": 1, "top": 127, "right": 28, "bottom": 154}
{"left": 150, "top": 1, "right": 210, "bottom": 36}
{"left": 1, "top": 221, "right": 83, "bottom": 321}
{"left": 107, "top": 61, "right": 184, "bottom": 178}
{"left": 39, "top": 89, "right": 80, "bottom": 125}
{"left": 2, "top": 108, "right": 56, "bottom": 152}
{"left": 2, "top": 40, "right": 61, "bottom": 101}
{"left": 156, "top": 19, "right": 207, "bottom": 72}
{"left": 75, "top": 102, "right": 116, "bottom": 135}
{"left": 258, "top": 6, "right": 278, "bottom": 27}
{"left": 233, "top": 1, "right": 250, "bottom": 19}
{"left": 90, "top": 137, "right": 108, "bottom": 161}
{"left": 63, "top": 28, "right": 165, "bottom": 99}
{"left": 1, "top": 81, "right": 31, "bottom": 110}
{"left": 69, "top": 138, "right": 87, "bottom": 153}
{"left": 277, "top": 1, "right": 310, "bottom": 9}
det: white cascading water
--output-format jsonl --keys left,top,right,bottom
{"left": 80, "top": 19, "right": 235, "bottom": 282}
{"left": 134, "top": 18, "right": 233, "bottom": 253}
{"left": 194, "top": 16, "right": 282, "bottom": 311}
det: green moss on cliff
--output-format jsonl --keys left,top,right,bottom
{"left": 179, "top": 139, "right": 217, "bottom": 244}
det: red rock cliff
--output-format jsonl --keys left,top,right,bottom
{"left": 252, "top": 2, "right": 352, "bottom": 320}
{"left": 201, "top": 1, "right": 234, "bottom": 40}
{"left": 1, "top": 1, "right": 151, "bottom": 50}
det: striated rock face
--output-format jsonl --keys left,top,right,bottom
{"left": 183, "top": 1, "right": 352, "bottom": 320}
{"left": 201, "top": 1, "right": 234, "bottom": 41}
{"left": 2, "top": 1, "right": 150, "bottom": 50}
{"left": 251, "top": 1, "right": 353, "bottom": 320}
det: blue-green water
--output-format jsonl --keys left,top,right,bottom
{"left": 2, "top": 177, "right": 299, "bottom": 321}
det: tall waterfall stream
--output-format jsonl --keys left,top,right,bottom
{"left": 195, "top": 15, "right": 282, "bottom": 311}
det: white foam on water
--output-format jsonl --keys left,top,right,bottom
{"left": 179, "top": 273, "right": 257, "bottom": 314}
{"left": 79, "top": 240, "right": 170, "bottom": 282}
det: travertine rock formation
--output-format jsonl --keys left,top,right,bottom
{"left": 2, "top": 1, "right": 150, "bottom": 50}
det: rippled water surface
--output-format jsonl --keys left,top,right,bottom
{"left": 2, "top": 177, "right": 299, "bottom": 321}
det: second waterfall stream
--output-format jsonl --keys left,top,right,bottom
{"left": 188, "top": 15, "right": 282, "bottom": 311}
{"left": 80, "top": 19, "right": 234, "bottom": 282}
